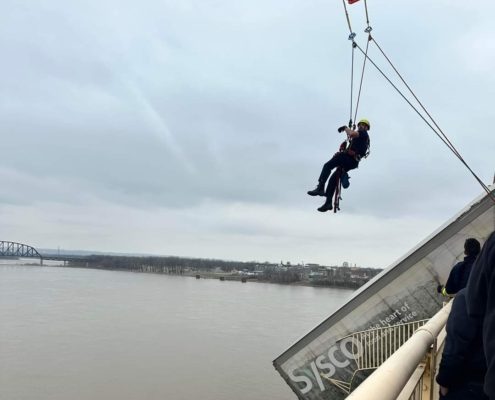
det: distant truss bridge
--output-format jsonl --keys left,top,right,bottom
{"left": 0, "top": 241, "right": 42, "bottom": 260}
{"left": 0, "top": 241, "right": 91, "bottom": 266}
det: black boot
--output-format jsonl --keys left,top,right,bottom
{"left": 307, "top": 183, "right": 325, "bottom": 196}
{"left": 317, "top": 200, "right": 333, "bottom": 212}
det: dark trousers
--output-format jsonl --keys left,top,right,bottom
{"left": 440, "top": 382, "right": 488, "bottom": 400}
{"left": 318, "top": 153, "right": 358, "bottom": 199}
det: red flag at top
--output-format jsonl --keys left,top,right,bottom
{"left": 348, "top": 0, "right": 360, "bottom": 4}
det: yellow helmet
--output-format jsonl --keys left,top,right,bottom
{"left": 358, "top": 119, "right": 370, "bottom": 130}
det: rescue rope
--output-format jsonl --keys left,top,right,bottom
{"left": 352, "top": 42, "right": 495, "bottom": 203}
{"left": 349, "top": 44, "right": 355, "bottom": 127}
{"left": 353, "top": 0, "right": 372, "bottom": 123}
{"left": 343, "top": 0, "right": 357, "bottom": 127}
{"left": 341, "top": 1, "right": 495, "bottom": 203}
{"left": 343, "top": 0, "right": 370, "bottom": 129}
{"left": 363, "top": 0, "right": 370, "bottom": 28}
{"left": 341, "top": 0, "right": 354, "bottom": 35}
{"left": 353, "top": 35, "right": 370, "bottom": 125}
{"left": 372, "top": 38, "right": 467, "bottom": 163}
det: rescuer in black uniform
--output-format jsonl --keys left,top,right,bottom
{"left": 466, "top": 231, "right": 495, "bottom": 400}
{"left": 436, "top": 289, "right": 488, "bottom": 400}
{"left": 307, "top": 119, "right": 370, "bottom": 212}
{"left": 437, "top": 238, "right": 481, "bottom": 297}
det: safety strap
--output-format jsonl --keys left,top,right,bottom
{"left": 333, "top": 168, "right": 344, "bottom": 213}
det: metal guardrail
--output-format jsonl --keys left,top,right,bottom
{"left": 397, "top": 363, "right": 426, "bottom": 400}
{"left": 345, "top": 302, "right": 452, "bottom": 400}
{"left": 397, "top": 320, "right": 448, "bottom": 400}
{"left": 344, "top": 319, "right": 429, "bottom": 371}
{"left": 325, "top": 319, "right": 429, "bottom": 394}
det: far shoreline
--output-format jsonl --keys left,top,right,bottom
{"left": 11, "top": 262, "right": 360, "bottom": 291}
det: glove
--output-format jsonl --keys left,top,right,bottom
{"left": 436, "top": 284, "right": 443, "bottom": 294}
{"left": 337, "top": 126, "right": 347, "bottom": 133}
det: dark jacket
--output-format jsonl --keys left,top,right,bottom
{"left": 444, "top": 254, "right": 477, "bottom": 295}
{"left": 436, "top": 290, "right": 486, "bottom": 389}
{"left": 466, "top": 231, "right": 495, "bottom": 399}
{"left": 348, "top": 129, "right": 369, "bottom": 158}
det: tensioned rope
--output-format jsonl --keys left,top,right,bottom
{"left": 343, "top": 0, "right": 356, "bottom": 127}
{"left": 341, "top": 1, "right": 495, "bottom": 203}
{"left": 342, "top": 0, "right": 354, "bottom": 34}
{"left": 353, "top": 35, "right": 370, "bottom": 124}
{"left": 352, "top": 41, "right": 495, "bottom": 203}
{"left": 371, "top": 39, "right": 467, "bottom": 167}
{"left": 353, "top": 0, "right": 372, "bottom": 123}
{"left": 363, "top": 0, "right": 370, "bottom": 28}
{"left": 368, "top": 37, "right": 494, "bottom": 199}
{"left": 342, "top": 0, "right": 369, "bottom": 128}
{"left": 349, "top": 42, "right": 355, "bottom": 127}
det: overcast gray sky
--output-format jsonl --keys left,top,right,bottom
{"left": 1, "top": 0, "right": 494, "bottom": 268}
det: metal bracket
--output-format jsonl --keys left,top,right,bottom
{"left": 364, "top": 26, "right": 373, "bottom": 33}
{"left": 348, "top": 32, "right": 356, "bottom": 41}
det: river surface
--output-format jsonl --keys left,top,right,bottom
{"left": 0, "top": 262, "right": 353, "bottom": 400}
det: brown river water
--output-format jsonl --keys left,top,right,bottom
{"left": 0, "top": 262, "right": 352, "bottom": 400}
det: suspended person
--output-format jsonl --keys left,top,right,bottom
{"left": 307, "top": 119, "right": 370, "bottom": 212}
{"left": 437, "top": 238, "right": 481, "bottom": 297}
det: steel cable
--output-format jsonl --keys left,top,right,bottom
{"left": 349, "top": 44, "right": 355, "bottom": 126}
{"left": 353, "top": 36, "right": 370, "bottom": 124}
{"left": 352, "top": 41, "right": 495, "bottom": 202}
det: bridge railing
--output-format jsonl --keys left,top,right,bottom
{"left": 324, "top": 319, "right": 429, "bottom": 394}
{"left": 344, "top": 301, "right": 452, "bottom": 400}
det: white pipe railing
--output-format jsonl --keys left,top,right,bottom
{"left": 345, "top": 302, "right": 452, "bottom": 400}
{"left": 338, "top": 319, "right": 429, "bottom": 372}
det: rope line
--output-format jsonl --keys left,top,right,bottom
{"left": 353, "top": 36, "right": 370, "bottom": 124}
{"left": 372, "top": 38, "right": 464, "bottom": 161}
{"left": 342, "top": 0, "right": 353, "bottom": 35}
{"left": 340, "top": 1, "right": 494, "bottom": 203}
{"left": 369, "top": 37, "right": 494, "bottom": 200}
{"left": 352, "top": 42, "right": 495, "bottom": 202}
{"left": 349, "top": 44, "right": 355, "bottom": 126}
{"left": 364, "top": 0, "right": 370, "bottom": 28}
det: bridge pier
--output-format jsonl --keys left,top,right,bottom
{"left": 40, "top": 257, "right": 43, "bottom": 266}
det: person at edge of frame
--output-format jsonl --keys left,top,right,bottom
{"left": 437, "top": 238, "right": 481, "bottom": 297}
{"left": 436, "top": 288, "right": 488, "bottom": 400}
{"left": 465, "top": 231, "right": 495, "bottom": 400}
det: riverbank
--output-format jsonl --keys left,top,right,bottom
{"left": 44, "top": 261, "right": 366, "bottom": 289}
{"left": 27, "top": 253, "right": 380, "bottom": 290}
